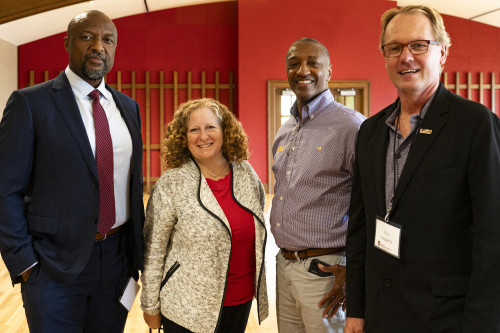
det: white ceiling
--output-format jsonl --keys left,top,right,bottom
{"left": 394, "top": 0, "right": 500, "bottom": 28}
{"left": 0, "top": 0, "right": 498, "bottom": 46}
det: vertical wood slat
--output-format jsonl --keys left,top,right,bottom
{"left": 229, "top": 71, "right": 234, "bottom": 111}
{"left": 117, "top": 71, "right": 122, "bottom": 92}
{"left": 455, "top": 72, "right": 460, "bottom": 96}
{"left": 467, "top": 72, "right": 472, "bottom": 100}
{"left": 160, "top": 71, "right": 165, "bottom": 173}
{"left": 29, "top": 70, "right": 35, "bottom": 86}
{"left": 479, "top": 72, "right": 484, "bottom": 104}
{"left": 44, "top": 70, "right": 49, "bottom": 82}
{"left": 201, "top": 71, "right": 206, "bottom": 98}
{"left": 443, "top": 72, "right": 448, "bottom": 88}
{"left": 187, "top": 71, "right": 192, "bottom": 101}
{"left": 215, "top": 71, "right": 220, "bottom": 101}
{"left": 131, "top": 71, "right": 136, "bottom": 100}
{"left": 492, "top": 73, "right": 496, "bottom": 114}
{"left": 145, "top": 71, "right": 151, "bottom": 193}
{"left": 173, "top": 71, "right": 178, "bottom": 111}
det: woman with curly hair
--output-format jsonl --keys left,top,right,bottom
{"left": 141, "top": 98, "right": 269, "bottom": 333}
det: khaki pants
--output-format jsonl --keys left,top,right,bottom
{"left": 276, "top": 250, "right": 346, "bottom": 333}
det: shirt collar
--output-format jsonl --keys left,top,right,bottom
{"left": 385, "top": 90, "right": 437, "bottom": 130}
{"left": 65, "top": 66, "right": 111, "bottom": 101}
{"left": 290, "top": 89, "right": 334, "bottom": 122}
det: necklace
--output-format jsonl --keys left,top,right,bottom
{"left": 204, "top": 168, "right": 220, "bottom": 178}
{"left": 200, "top": 164, "right": 226, "bottom": 179}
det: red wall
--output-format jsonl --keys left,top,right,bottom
{"left": 238, "top": 0, "right": 500, "bottom": 183}
{"left": 17, "top": 0, "right": 500, "bottom": 184}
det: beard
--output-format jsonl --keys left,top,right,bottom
{"left": 81, "top": 52, "right": 108, "bottom": 81}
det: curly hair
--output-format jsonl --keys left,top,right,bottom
{"left": 162, "top": 98, "right": 249, "bottom": 169}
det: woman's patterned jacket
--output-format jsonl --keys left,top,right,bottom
{"left": 141, "top": 158, "right": 269, "bottom": 333}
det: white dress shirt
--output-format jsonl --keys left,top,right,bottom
{"left": 65, "top": 67, "right": 132, "bottom": 228}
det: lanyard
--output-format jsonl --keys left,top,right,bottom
{"left": 387, "top": 108, "right": 423, "bottom": 221}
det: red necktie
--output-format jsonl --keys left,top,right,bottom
{"left": 89, "top": 89, "right": 115, "bottom": 235}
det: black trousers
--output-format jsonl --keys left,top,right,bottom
{"left": 21, "top": 232, "right": 129, "bottom": 333}
{"left": 162, "top": 300, "right": 253, "bottom": 333}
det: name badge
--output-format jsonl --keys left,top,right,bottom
{"left": 374, "top": 217, "right": 402, "bottom": 258}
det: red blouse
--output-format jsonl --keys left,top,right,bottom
{"left": 206, "top": 172, "right": 256, "bottom": 306}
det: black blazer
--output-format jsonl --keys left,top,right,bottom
{"left": 346, "top": 83, "right": 500, "bottom": 332}
{"left": 0, "top": 72, "right": 144, "bottom": 284}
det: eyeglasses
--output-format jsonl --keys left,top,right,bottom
{"left": 381, "top": 40, "right": 439, "bottom": 58}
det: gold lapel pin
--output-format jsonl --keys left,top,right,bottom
{"left": 419, "top": 129, "right": 432, "bottom": 134}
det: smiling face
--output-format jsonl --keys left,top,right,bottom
{"left": 64, "top": 11, "right": 117, "bottom": 87}
{"left": 383, "top": 13, "right": 447, "bottom": 99}
{"left": 286, "top": 41, "right": 332, "bottom": 108}
{"left": 186, "top": 107, "right": 224, "bottom": 164}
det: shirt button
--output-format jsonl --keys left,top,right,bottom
{"left": 93, "top": 182, "right": 99, "bottom": 189}
{"left": 280, "top": 196, "right": 283, "bottom": 200}
{"left": 397, "top": 134, "right": 402, "bottom": 139}
{"left": 287, "top": 171, "right": 291, "bottom": 175}
{"left": 395, "top": 153, "right": 401, "bottom": 159}
{"left": 277, "top": 223, "right": 281, "bottom": 227}
{"left": 310, "top": 115, "right": 314, "bottom": 119}
{"left": 384, "top": 279, "right": 393, "bottom": 288}
{"left": 292, "top": 147, "right": 296, "bottom": 150}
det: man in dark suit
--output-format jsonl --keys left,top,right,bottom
{"left": 345, "top": 5, "right": 500, "bottom": 333}
{"left": 0, "top": 10, "right": 144, "bottom": 332}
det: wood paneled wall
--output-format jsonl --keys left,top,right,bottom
{"left": 443, "top": 72, "right": 499, "bottom": 114}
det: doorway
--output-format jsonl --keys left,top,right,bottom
{"left": 267, "top": 80, "right": 370, "bottom": 194}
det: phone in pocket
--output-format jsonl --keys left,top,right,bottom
{"left": 308, "top": 258, "right": 333, "bottom": 277}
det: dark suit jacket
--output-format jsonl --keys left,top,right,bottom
{"left": 0, "top": 72, "right": 144, "bottom": 285}
{"left": 346, "top": 83, "right": 500, "bottom": 332}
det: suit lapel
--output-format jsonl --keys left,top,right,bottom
{"left": 373, "top": 109, "right": 392, "bottom": 214}
{"left": 51, "top": 73, "right": 98, "bottom": 178}
{"left": 391, "top": 84, "right": 449, "bottom": 212}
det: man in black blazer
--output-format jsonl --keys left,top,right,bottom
{"left": 345, "top": 5, "right": 500, "bottom": 333}
{"left": 0, "top": 10, "right": 144, "bottom": 332}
